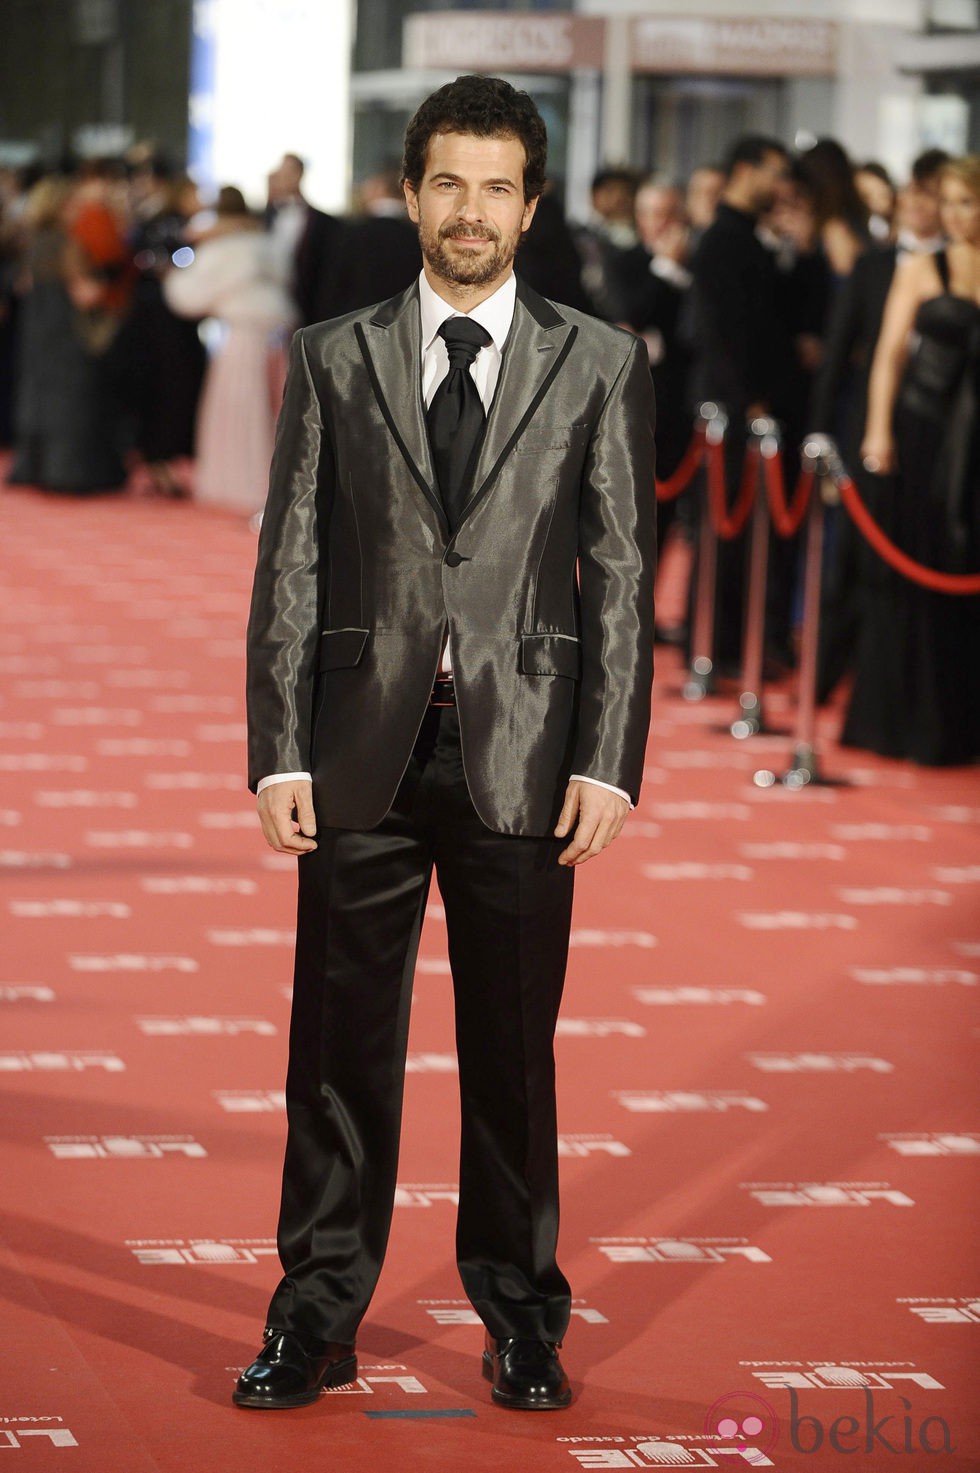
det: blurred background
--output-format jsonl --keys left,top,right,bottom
{"left": 1, "top": 0, "right": 977, "bottom": 216}
{"left": 2, "top": 0, "right": 978, "bottom": 771}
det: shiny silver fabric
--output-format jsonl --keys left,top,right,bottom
{"left": 246, "top": 278, "right": 657, "bottom": 836}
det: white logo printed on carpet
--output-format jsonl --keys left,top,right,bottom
{"left": 135, "top": 1016, "right": 276, "bottom": 1036}
{"left": 747, "top": 1052, "right": 892, "bottom": 1073}
{"left": 616, "top": 1091, "right": 768, "bottom": 1112}
{"left": 633, "top": 986, "right": 767, "bottom": 1006}
{"left": 48, "top": 1135, "right": 207, "bottom": 1159}
{"left": 0, "top": 1420, "right": 78, "bottom": 1450}
{"left": 897, "top": 1298, "right": 980, "bottom": 1324}
{"left": 851, "top": 967, "right": 976, "bottom": 986}
{"left": 72, "top": 954, "right": 198, "bottom": 972}
{"left": 880, "top": 1132, "right": 980, "bottom": 1155}
{"left": 741, "top": 1182, "right": 914, "bottom": 1206}
{"left": 592, "top": 1237, "right": 771, "bottom": 1264}
{"left": 213, "top": 1090, "right": 286, "bottom": 1112}
{"left": 129, "top": 1238, "right": 278, "bottom": 1264}
{"left": 0, "top": 1051, "right": 123, "bottom": 1072}
{"left": 741, "top": 1362, "right": 944, "bottom": 1391}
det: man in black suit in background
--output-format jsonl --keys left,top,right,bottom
{"left": 610, "top": 178, "right": 693, "bottom": 518}
{"left": 688, "top": 135, "right": 791, "bottom": 666}
{"left": 334, "top": 165, "right": 422, "bottom": 313}
{"left": 235, "top": 75, "right": 656, "bottom": 1414}
{"left": 265, "top": 152, "right": 346, "bottom": 326}
{"left": 689, "top": 136, "right": 791, "bottom": 432}
{"left": 573, "top": 166, "right": 639, "bottom": 319}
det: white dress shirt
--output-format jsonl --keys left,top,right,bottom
{"left": 649, "top": 253, "right": 693, "bottom": 292}
{"left": 258, "top": 270, "right": 631, "bottom": 808}
{"left": 269, "top": 199, "right": 307, "bottom": 288}
{"left": 896, "top": 229, "right": 945, "bottom": 258}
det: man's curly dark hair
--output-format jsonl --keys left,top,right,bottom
{"left": 401, "top": 75, "right": 547, "bottom": 203}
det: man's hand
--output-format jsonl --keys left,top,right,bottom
{"left": 554, "top": 780, "right": 630, "bottom": 866}
{"left": 257, "top": 780, "right": 318, "bottom": 855}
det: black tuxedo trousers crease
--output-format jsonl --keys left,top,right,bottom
{"left": 271, "top": 703, "right": 577, "bottom": 1345}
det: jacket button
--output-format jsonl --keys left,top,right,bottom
{"left": 444, "top": 551, "right": 464, "bottom": 568}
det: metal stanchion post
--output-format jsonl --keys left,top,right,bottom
{"left": 785, "top": 467, "right": 825, "bottom": 784}
{"left": 754, "top": 435, "right": 849, "bottom": 789}
{"left": 683, "top": 402, "right": 725, "bottom": 702}
{"left": 731, "top": 418, "right": 777, "bottom": 738}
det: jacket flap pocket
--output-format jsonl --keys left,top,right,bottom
{"left": 520, "top": 633, "right": 581, "bottom": 679}
{"left": 318, "top": 628, "right": 369, "bottom": 672}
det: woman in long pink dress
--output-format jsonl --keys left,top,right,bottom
{"left": 164, "top": 187, "right": 296, "bottom": 514}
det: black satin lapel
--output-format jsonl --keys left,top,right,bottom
{"left": 355, "top": 301, "right": 447, "bottom": 537}
{"left": 460, "top": 299, "right": 577, "bottom": 530}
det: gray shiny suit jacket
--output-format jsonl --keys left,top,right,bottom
{"left": 246, "top": 277, "right": 656, "bottom": 837}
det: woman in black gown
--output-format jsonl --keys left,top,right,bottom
{"left": 845, "top": 156, "right": 980, "bottom": 766}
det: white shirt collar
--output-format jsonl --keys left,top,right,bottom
{"left": 418, "top": 270, "right": 517, "bottom": 357}
{"left": 896, "top": 229, "right": 945, "bottom": 256}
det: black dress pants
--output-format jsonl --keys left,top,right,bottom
{"left": 266, "top": 705, "right": 575, "bottom": 1346}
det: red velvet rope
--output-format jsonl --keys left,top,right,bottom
{"left": 762, "top": 452, "right": 814, "bottom": 538}
{"left": 838, "top": 475, "right": 980, "bottom": 595}
{"left": 706, "top": 436, "right": 758, "bottom": 540}
{"left": 655, "top": 429, "right": 705, "bottom": 502}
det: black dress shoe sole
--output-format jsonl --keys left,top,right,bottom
{"left": 481, "top": 1350, "right": 572, "bottom": 1410}
{"left": 232, "top": 1354, "right": 358, "bottom": 1409}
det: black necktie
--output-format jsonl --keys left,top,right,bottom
{"left": 426, "top": 317, "right": 493, "bottom": 532}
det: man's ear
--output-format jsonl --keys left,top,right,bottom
{"left": 403, "top": 181, "right": 420, "bottom": 224}
{"left": 521, "top": 194, "right": 540, "bottom": 234}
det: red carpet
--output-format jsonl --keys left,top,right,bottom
{"left": 1, "top": 482, "right": 977, "bottom": 1471}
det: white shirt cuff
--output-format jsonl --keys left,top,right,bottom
{"left": 257, "top": 772, "right": 633, "bottom": 810}
{"left": 570, "top": 774, "right": 634, "bottom": 810}
{"left": 650, "top": 254, "right": 693, "bottom": 291}
{"left": 256, "top": 771, "right": 312, "bottom": 795}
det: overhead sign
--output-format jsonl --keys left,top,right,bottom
{"left": 403, "top": 12, "right": 838, "bottom": 77}
{"left": 403, "top": 12, "right": 604, "bottom": 72}
{"left": 630, "top": 16, "right": 838, "bottom": 76}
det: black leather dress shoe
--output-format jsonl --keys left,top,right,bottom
{"left": 482, "top": 1333, "right": 571, "bottom": 1409}
{"left": 233, "top": 1330, "right": 357, "bottom": 1409}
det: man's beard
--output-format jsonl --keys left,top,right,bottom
{"left": 419, "top": 218, "right": 522, "bottom": 287}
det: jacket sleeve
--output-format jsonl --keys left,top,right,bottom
{"left": 571, "top": 334, "right": 657, "bottom": 804}
{"left": 246, "top": 328, "right": 328, "bottom": 791}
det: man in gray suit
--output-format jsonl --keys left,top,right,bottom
{"left": 235, "top": 75, "right": 656, "bottom": 1413}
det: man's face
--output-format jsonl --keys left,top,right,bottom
{"left": 634, "top": 185, "right": 683, "bottom": 252}
{"left": 747, "top": 150, "right": 789, "bottom": 213}
{"left": 268, "top": 158, "right": 302, "bottom": 205}
{"left": 897, "top": 180, "right": 943, "bottom": 241}
{"left": 592, "top": 178, "right": 635, "bottom": 225}
{"left": 686, "top": 167, "right": 724, "bottom": 229}
{"left": 404, "top": 130, "right": 538, "bottom": 291}
{"left": 767, "top": 181, "right": 816, "bottom": 252}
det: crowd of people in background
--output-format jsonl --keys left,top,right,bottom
{"left": 0, "top": 130, "right": 976, "bottom": 767}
